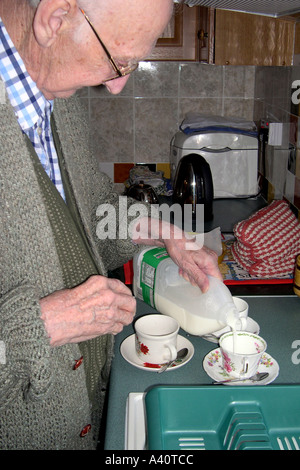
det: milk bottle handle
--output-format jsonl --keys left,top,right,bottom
{"left": 165, "top": 343, "right": 177, "bottom": 361}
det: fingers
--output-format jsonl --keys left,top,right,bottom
{"left": 75, "top": 275, "right": 133, "bottom": 298}
{"left": 197, "top": 247, "right": 223, "bottom": 281}
{"left": 176, "top": 245, "right": 222, "bottom": 292}
{"left": 40, "top": 275, "right": 137, "bottom": 346}
{"left": 76, "top": 276, "right": 136, "bottom": 326}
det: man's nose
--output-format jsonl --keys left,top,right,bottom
{"left": 104, "top": 75, "right": 131, "bottom": 94}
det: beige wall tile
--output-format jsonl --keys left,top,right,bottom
{"left": 179, "top": 64, "right": 223, "bottom": 98}
{"left": 135, "top": 98, "right": 178, "bottom": 163}
{"left": 89, "top": 98, "right": 134, "bottom": 162}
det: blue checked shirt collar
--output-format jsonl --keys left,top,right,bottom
{"left": 0, "top": 19, "right": 52, "bottom": 130}
{"left": 0, "top": 18, "right": 65, "bottom": 200}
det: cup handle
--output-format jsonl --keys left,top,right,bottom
{"left": 166, "top": 344, "right": 177, "bottom": 361}
{"left": 241, "top": 358, "right": 249, "bottom": 376}
{"left": 240, "top": 317, "right": 248, "bottom": 330}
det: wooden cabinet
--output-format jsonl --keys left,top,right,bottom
{"left": 148, "top": 6, "right": 296, "bottom": 66}
{"left": 147, "top": 5, "right": 200, "bottom": 61}
{"left": 214, "top": 9, "right": 296, "bottom": 66}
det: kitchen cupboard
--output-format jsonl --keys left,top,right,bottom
{"left": 147, "top": 5, "right": 200, "bottom": 61}
{"left": 148, "top": 6, "right": 297, "bottom": 66}
{"left": 214, "top": 10, "right": 295, "bottom": 66}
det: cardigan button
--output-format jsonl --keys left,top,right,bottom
{"left": 73, "top": 356, "right": 83, "bottom": 370}
{"left": 80, "top": 424, "right": 91, "bottom": 437}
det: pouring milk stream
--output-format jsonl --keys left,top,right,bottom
{"left": 133, "top": 247, "right": 246, "bottom": 340}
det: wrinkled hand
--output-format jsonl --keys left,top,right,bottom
{"left": 132, "top": 217, "right": 223, "bottom": 293}
{"left": 40, "top": 275, "right": 136, "bottom": 347}
{"left": 164, "top": 233, "right": 223, "bottom": 293}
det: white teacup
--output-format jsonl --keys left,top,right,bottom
{"left": 219, "top": 331, "right": 267, "bottom": 379}
{"left": 135, "top": 314, "right": 179, "bottom": 365}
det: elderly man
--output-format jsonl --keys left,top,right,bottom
{"left": 0, "top": 0, "right": 221, "bottom": 449}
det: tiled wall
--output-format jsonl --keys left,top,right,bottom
{"left": 254, "top": 65, "right": 300, "bottom": 216}
{"left": 78, "top": 62, "right": 255, "bottom": 188}
{"left": 78, "top": 62, "right": 300, "bottom": 216}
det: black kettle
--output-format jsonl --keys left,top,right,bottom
{"left": 173, "top": 153, "right": 214, "bottom": 226}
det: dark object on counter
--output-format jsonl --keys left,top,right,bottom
{"left": 127, "top": 181, "right": 159, "bottom": 204}
{"left": 294, "top": 254, "right": 300, "bottom": 297}
{"left": 173, "top": 153, "right": 214, "bottom": 226}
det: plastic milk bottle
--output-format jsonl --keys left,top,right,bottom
{"left": 133, "top": 247, "right": 245, "bottom": 336}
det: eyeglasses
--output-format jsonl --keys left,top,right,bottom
{"left": 79, "top": 8, "right": 138, "bottom": 82}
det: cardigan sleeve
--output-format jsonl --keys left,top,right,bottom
{"left": 0, "top": 284, "right": 54, "bottom": 408}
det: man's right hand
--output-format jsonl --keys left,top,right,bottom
{"left": 40, "top": 275, "right": 136, "bottom": 347}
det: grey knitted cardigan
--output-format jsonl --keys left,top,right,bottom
{"left": 0, "top": 82, "right": 140, "bottom": 450}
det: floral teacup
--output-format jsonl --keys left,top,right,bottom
{"left": 219, "top": 332, "right": 267, "bottom": 379}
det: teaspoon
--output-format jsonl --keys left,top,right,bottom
{"left": 158, "top": 347, "right": 189, "bottom": 373}
{"left": 213, "top": 371, "right": 269, "bottom": 384}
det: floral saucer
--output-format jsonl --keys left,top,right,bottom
{"left": 203, "top": 347, "right": 279, "bottom": 385}
{"left": 120, "top": 334, "right": 194, "bottom": 372}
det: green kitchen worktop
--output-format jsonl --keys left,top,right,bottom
{"left": 104, "top": 295, "right": 300, "bottom": 450}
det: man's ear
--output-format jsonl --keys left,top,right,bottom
{"left": 33, "top": 0, "right": 76, "bottom": 48}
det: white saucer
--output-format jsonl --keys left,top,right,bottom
{"left": 120, "top": 334, "right": 194, "bottom": 372}
{"left": 202, "top": 317, "right": 260, "bottom": 343}
{"left": 203, "top": 347, "right": 279, "bottom": 386}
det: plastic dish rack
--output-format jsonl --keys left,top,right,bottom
{"left": 145, "top": 385, "right": 300, "bottom": 450}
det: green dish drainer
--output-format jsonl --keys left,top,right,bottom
{"left": 145, "top": 385, "right": 300, "bottom": 450}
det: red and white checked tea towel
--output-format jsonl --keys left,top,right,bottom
{"left": 231, "top": 200, "right": 300, "bottom": 277}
